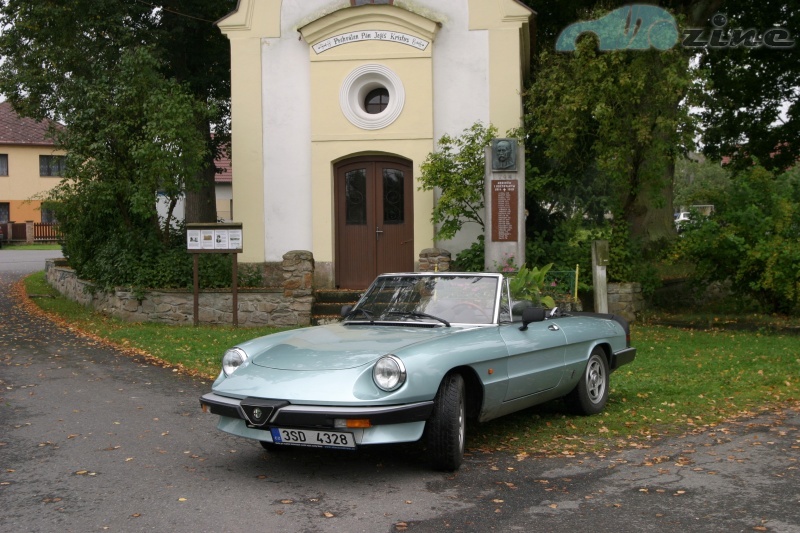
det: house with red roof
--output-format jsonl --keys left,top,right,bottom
{"left": 0, "top": 101, "right": 66, "bottom": 226}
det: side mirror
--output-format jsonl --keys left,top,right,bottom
{"left": 341, "top": 305, "right": 353, "bottom": 318}
{"left": 519, "top": 307, "right": 546, "bottom": 331}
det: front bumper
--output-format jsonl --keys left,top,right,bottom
{"left": 200, "top": 392, "right": 434, "bottom": 445}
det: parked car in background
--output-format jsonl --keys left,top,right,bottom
{"left": 200, "top": 272, "right": 636, "bottom": 470}
{"left": 675, "top": 211, "right": 691, "bottom": 231}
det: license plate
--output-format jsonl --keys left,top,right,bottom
{"left": 269, "top": 427, "right": 355, "bottom": 449}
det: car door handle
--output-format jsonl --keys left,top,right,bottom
{"left": 548, "top": 324, "right": 560, "bottom": 331}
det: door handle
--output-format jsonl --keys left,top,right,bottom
{"left": 548, "top": 324, "right": 560, "bottom": 331}
{"left": 375, "top": 226, "right": 384, "bottom": 239}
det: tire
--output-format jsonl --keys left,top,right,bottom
{"left": 565, "top": 348, "right": 609, "bottom": 415}
{"left": 427, "top": 373, "right": 466, "bottom": 471}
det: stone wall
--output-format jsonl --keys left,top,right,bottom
{"left": 44, "top": 250, "right": 315, "bottom": 327}
{"left": 418, "top": 248, "right": 451, "bottom": 272}
{"left": 607, "top": 282, "right": 644, "bottom": 322}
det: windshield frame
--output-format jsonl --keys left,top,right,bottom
{"left": 344, "top": 273, "right": 505, "bottom": 327}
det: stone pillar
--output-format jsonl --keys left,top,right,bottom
{"left": 26, "top": 220, "right": 34, "bottom": 244}
{"left": 484, "top": 140, "right": 525, "bottom": 271}
{"left": 608, "top": 282, "right": 644, "bottom": 323}
{"left": 281, "top": 250, "right": 314, "bottom": 297}
{"left": 418, "top": 248, "right": 451, "bottom": 272}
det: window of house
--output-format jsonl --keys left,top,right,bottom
{"left": 0, "top": 154, "right": 8, "bottom": 176}
{"left": 0, "top": 202, "right": 9, "bottom": 224}
{"left": 41, "top": 207, "right": 58, "bottom": 224}
{"left": 39, "top": 155, "right": 66, "bottom": 177}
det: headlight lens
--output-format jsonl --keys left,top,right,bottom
{"left": 373, "top": 355, "right": 406, "bottom": 391}
{"left": 222, "top": 348, "right": 248, "bottom": 376}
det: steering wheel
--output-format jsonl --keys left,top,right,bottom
{"left": 451, "top": 302, "right": 491, "bottom": 322}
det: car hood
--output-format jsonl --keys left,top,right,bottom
{"left": 242, "top": 323, "right": 460, "bottom": 371}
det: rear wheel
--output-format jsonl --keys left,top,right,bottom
{"left": 565, "top": 348, "right": 609, "bottom": 415}
{"left": 427, "top": 373, "right": 466, "bottom": 471}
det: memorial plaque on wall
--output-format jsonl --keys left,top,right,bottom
{"left": 491, "top": 180, "right": 518, "bottom": 242}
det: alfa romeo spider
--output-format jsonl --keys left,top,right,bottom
{"left": 200, "top": 272, "right": 636, "bottom": 470}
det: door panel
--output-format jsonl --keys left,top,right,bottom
{"left": 335, "top": 157, "right": 413, "bottom": 289}
{"left": 500, "top": 322, "right": 567, "bottom": 401}
{"left": 376, "top": 165, "right": 413, "bottom": 276}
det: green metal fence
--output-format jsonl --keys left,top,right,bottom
{"left": 543, "top": 265, "right": 580, "bottom": 302}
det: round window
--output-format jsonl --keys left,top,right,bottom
{"left": 340, "top": 64, "right": 405, "bottom": 130}
{"left": 364, "top": 88, "right": 390, "bottom": 114}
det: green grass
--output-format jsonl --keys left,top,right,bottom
{"left": 22, "top": 271, "right": 800, "bottom": 457}
{"left": 469, "top": 324, "right": 800, "bottom": 456}
{"left": 23, "top": 272, "right": 289, "bottom": 378}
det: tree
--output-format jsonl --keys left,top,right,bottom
{"left": 520, "top": 0, "right": 724, "bottom": 247}
{"left": 418, "top": 122, "right": 498, "bottom": 241}
{"left": 673, "top": 156, "right": 731, "bottom": 209}
{"left": 46, "top": 46, "right": 211, "bottom": 290}
{"left": 676, "top": 165, "right": 800, "bottom": 314}
{"left": 694, "top": 0, "right": 800, "bottom": 171}
{"left": 0, "top": 0, "right": 236, "bottom": 290}
{"left": 524, "top": 35, "right": 695, "bottom": 243}
{"left": 0, "top": 0, "right": 235, "bottom": 222}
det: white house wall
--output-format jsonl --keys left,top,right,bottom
{"left": 430, "top": 1, "right": 490, "bottom": 255}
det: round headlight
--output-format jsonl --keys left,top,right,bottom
{"left": 373, "top": 355, "right": 406, "bottom": 392}
{"left": 222, "top": 348, "right": 247, "bottom": 376}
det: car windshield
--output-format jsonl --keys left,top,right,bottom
{"left": 348, "top": 274, "right": 500, "bottom": 325}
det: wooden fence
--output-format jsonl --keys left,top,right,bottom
{"left": 1, "top": 222, "right": 61, "bottom": 244}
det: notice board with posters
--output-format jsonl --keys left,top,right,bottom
{"left": 185, "top": 223, "right": 243, "bottom": 326}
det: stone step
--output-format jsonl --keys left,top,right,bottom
{"left": 311, "top": 289, "right": 363, "bottom": 325}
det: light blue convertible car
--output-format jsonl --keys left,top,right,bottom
{"left": 200, "top": 272, "right": 636, "bottom": 470}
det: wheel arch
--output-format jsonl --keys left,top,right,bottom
{"left": 443, "top": 365, "right": 484, "bottom": 422}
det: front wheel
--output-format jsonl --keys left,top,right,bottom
{"left": 427, "top": 373, "right": 466, "bottom": 471}
{"left": 565, "top": 348, "right": 609, "bottom": 415}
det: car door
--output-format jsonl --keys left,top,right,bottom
{"left": 499, "top": 319, "right": 567, "bottom": 401}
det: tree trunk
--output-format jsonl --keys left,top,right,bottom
{"left": 628, "top": 161, "right": 677, "bottom": 244}
{"left": 184, "top": 150, "right": 217, "bottom": 223}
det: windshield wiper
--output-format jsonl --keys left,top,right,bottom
{"left": 344, "top": 307, "right": 375, "bottom": 324}
{"left": 385, "top": 310, "right": 451, "bottom": 327}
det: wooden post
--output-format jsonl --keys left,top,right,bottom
{"left": 193, "top": 253, "right": 200, "bottom": 327}
{"left": 592, "top": 240, "right": 609, "bottom": 314}
{"left": 232, "top": 253, "right": 238, "bottom": 327}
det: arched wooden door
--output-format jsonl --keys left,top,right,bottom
{"left": 334, "top": 156, "right": 414, "bottom": 289}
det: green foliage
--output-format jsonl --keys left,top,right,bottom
{"left": 42, "top": 47, "right": 213, "bottom": 292}
{"left": 675, "top": 166, "right": 800, "bottom": 314}
{"left": 673, "top": 157, "right": 732, "bottom": 209}
{"left": 419, "top": 122, "right": 498, "bottom": 241}
{"left": 452, "top": 235, "right": 486, "bottom": 272}
{"left": 524, "top": 22, "right": 694, "bottom": 241}
{"left": 508, "top": 263, "right": 557, "bottom": 308}
{"left": 0, "top": 0, "right": 235, "bottom": 292}
{"left": 694, "top": 0, "right": 800, "bottom": 172}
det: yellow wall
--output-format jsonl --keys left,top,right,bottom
{"left": 218, "top": 0, "right": 533, "bottom": 280}
{"left": 301, "top": 6, "right": 439, "bottom": 271}
{"left": 0, "top": 144, "right": 65, "bottom": 222}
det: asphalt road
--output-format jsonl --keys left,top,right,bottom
{"left": 0, "top": 249, "right": 64, "bottom": 273}
{"left": 1, "top": 262, "right": 799, "bottom": 532}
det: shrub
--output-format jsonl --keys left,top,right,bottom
{"left": 675, "top": 165, "right": 800, "bottom": 314}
